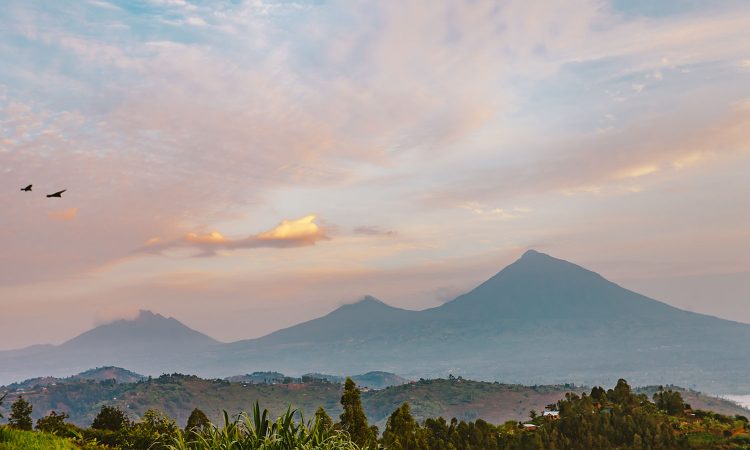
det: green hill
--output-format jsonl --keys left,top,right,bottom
{"left": 3, "top": 374, "right": 747, "bottom": 431}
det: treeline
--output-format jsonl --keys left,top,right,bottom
{"left": 2, "top": 379, "right": 750, "bottom": 449}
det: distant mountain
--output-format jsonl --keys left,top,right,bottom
{"left": 0, "top": 311, "right": 219, "bottom": 383}
{"left": 213, "top": 250, "right": 750, "bottom": 392}
{"left": 2, "top": 251, "right": 750, "bottom": 392}
{"left": 60, "top": 310, "right": 218, "bottom": 354}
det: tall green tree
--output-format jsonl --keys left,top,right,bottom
{"left": 8, "top": 396, "right": 33, "bottom": 430}
{"left": 92, "top": 405, "right": 130, "bottom": 431}
{"left": 185, "top": 407, "right": 211, "bottom": 434}
{"left": 339, "top": 377, "right": 375, "bottom": 447}
{"left": 382, "top": 402, "right": 428, "bottom": 450}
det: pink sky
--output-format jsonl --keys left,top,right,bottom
{"left": 1, "top": 0, "right": 749, "bottom": 349}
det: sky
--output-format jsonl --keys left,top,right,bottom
{"left": 1, "top": 0, "right": 749, "bottom": 350}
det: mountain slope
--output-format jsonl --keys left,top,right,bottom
{"left": 2, "top": 251, "right": 750, "bottom": 392}
{"left": 240, "top": 296, "right": 418, "bottom": 345}
{"left": 0, "top": 311, "right": 219, "bottom": 383}
{"left": 217, "top": 250, "right": 750, "bottom": 392}
{"left": 434, "top": 250, "right": 684, "bottom": 320}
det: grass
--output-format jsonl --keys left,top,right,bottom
{"left": 0, "top": 426, "right": 79, "bottom": 450}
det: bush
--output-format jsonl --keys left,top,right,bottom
{"left": 36, "top": 411, "right": 75, "bottom": 438}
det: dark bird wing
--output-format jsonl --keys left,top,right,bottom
{"left": 47, "top": 189, "right": 66, "bottom": 197}
{"left": 21, "top": 184, "right": 32, "bottom": 191}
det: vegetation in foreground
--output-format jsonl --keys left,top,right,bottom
{"left": 2, "top": 378, "right": 750, "bottom": 449}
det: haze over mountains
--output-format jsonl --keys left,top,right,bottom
{"left": 3, "top": 250, "right": 749, "bottom": 393}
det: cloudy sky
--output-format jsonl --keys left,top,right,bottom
{"left": 2, "top": 0, "right": 749, "bottom": 350}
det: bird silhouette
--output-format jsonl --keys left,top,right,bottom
{"left": 21, "top": 184, "right": 32, "bottom": 192}
{"left": 46, "top": 189, "right": 66, "bottom": 198}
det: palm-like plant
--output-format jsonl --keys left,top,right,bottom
{"left": 165, "top": 402, "right": 368, "bottom": 450}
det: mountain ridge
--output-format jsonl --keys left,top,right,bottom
{"left": 2, "top": 250, "right": 749, "bottom": 392}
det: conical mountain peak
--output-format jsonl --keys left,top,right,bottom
{"left": 350, "top": 295, "right": 388, "bottom": 307}
{"left": 438, "top": 250, "right": 676, "bottom": 321}
{"left": 61, "top": 310, "right": 218, "bottom": 349}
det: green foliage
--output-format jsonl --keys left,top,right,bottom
{"left": 653, "top": 388, "right": 685, "bottom": 415}
{"left": 91, "top": 405, "right": 130, "bottom": 431}
{"left": 4, "top": 376, "right": 750, "bottom": 450}
{"left": 339, "top": 378, "right": 376, "bottom": 448}
{"left": 36, "top": 411, "right": 72, "bottom": 437}
{"left": 382, "top": 403, "right": 429, "bottom": 450}
{"left": 316, "top": 407, "right": 334, "bottom": 433}
{"left": 0, "top": 426, "right": 79, "bottom": 450}
{"left": 8, "top": 397, "right": 33, "bottom": 431}
{"left": 164, "top": 402, "right": 365, "bottom": 450}
{"left": 374, "top": 379, "right": 750, "bottom": 450}
{"left": 185, "top": 408, "right": 211, "bottom": 434}
{"left": 126, "top": 408, "right": 179, "bottom": 450}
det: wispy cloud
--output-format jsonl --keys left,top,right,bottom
{"left": 2, "top": 0, "right": 750, "bottom": 347}
{"left": 48, "top": 208, "right": 78, "bottom": 221}
{"left": 353, "top": 226, "right": 397, "bottom": 237}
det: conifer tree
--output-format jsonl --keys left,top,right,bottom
{"left": 383, "top": 402, "right": 428, "bottom": 450}
{"left": 8, "top": 396, "right": 33, "bottom": 430}
{"left": 315, "top": 406, "right": 333, "bottom": 432}
{"left": 185, "top": 407, "right": 211, "bottom": 433}
{"left": 339, "top": 378, "right": 375, "bottom": 446}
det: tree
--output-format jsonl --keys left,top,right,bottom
{"left": 653, "top": 389, "right": 685, "bottom": 415}
{"left": 185, "top": 407, "right": 211, "bottom": 434}
{"left": 608, "top": 379, "right": 633, "bottom": 405}
{"left": 128, "top": 409, "right": 179, "bottom": 450}
{"left": 8, "top": 396, "right": 33, "bottom": 430}
{"left": 590, "top": 386, "right": 606, "bottom": 402}
{"left": 382, "top": 402, "right": 428, "bottom": 450}
{"left": 315, "top": 406, "right": 333, "bottom": 433}
{"left": 36, "top": 410, "right": 70, "bottom": 436}
{"left": 92, "top": 405, "right": 130, "bottom": 431}
{"left": 0, "top": 392, "right": 6, "bottom": 419}
{"left": 339, "top": 378, "right": 375, "bottom": 446}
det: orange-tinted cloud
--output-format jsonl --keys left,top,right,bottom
{"left": 142, "top": 215, "right": 328, "bottom": 256}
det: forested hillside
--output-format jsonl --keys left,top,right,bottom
{"left": 2, "top": 373, "right": 747, "bottom": 430}
{"left": 1, "top": 378, "right": 749, "bottom": 449}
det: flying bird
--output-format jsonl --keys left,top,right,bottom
{"left": 46, "top": 189, "right": 66, "bottom": 198}
{"left": 21, "top": 184, "right": 32, "bottom": 192}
